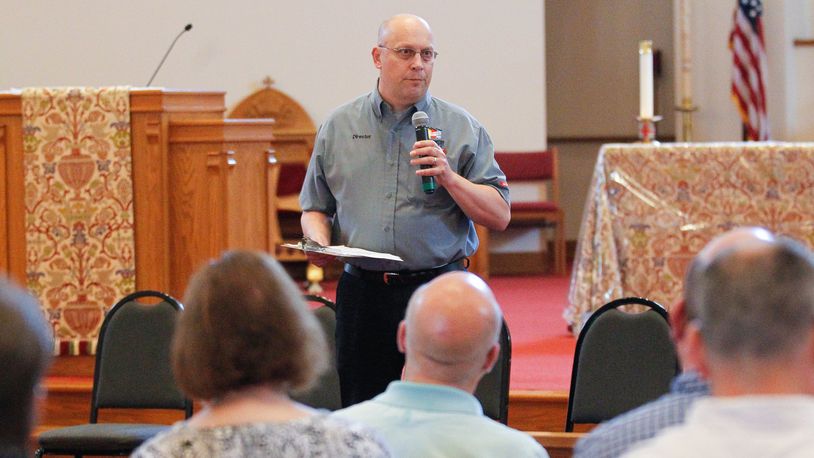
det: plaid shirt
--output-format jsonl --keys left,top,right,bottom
{"left": 573, "top": 371, "right": 710, "bottom": 458}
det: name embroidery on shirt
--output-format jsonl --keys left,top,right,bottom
{"left": 352, "top": 134, "right": 372, "bottom": 139}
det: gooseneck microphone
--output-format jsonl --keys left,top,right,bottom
{"left": 146, "top": 23, "right": 193, "bottom": 87}
{"left": 411, "top": 111, "right": 436, "bottom": 194}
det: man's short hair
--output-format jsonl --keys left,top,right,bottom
{"left": 172, "top": 251, "right": 328, "bottom": 401}
{"left": 689, "top": 236, "right": 814, "bottom": 359}
{"left": 0, "top": 277, "right": 52, "bottom": 444}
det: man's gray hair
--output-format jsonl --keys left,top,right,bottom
{"left": 690, "top": 236, "right": 814, "bottom": 359}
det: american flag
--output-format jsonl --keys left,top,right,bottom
{"left": 729, "top": 0, "right": 769, "bottom": 140}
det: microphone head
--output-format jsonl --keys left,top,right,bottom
{"left": 184, "top": 23, "right": 193, "bottom": 31}
{"left": 412, "top": 111, "right": 429, "bottom": 128}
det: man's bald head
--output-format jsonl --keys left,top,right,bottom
{"left": 684, "top": 226, "right": 776, "bottom": 321}
{"left": 400, "top": 272, "right": 502, "bottom": 390}
{"left": 377, "top": 14, "right": 433, "bottom": 45}
{"left": 686, "top": 228, "right": 814, "bottom": 362}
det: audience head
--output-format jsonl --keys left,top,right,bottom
{"left": 674, "top": 227, "right": 777, "bottom": 366}
{"left": 373, "top": 13, "right": 435, "bottom": 112}
{"left": 399, "top": 271, "right": 502, "bottom": 392}
{"left": 683, "top": 227, "right": 814, "bottom": 393}
{"left": 172, "top": 251, "right": 328, "bottom": 401}
{"left": 0, "top": 277, "right": 52, "bottom": 449}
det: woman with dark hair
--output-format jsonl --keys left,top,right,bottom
{"left": 133, "top": 251, "right": 390, "bottom": 457}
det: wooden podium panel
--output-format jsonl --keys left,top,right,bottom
{"left": 167, "top": 118, "right": 277, "bottom": 296}
{"left": 0, "top": 93, "right": 26, "bottom": 283}
{"left": 128, "top": 89, "right": 227, "bottom": 292}
{"left": 0, "top": 89, "right": 277, "bottom": 301}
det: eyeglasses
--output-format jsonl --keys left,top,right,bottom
{"left": 378, "top": 46, "right": 438, "bottom": 62}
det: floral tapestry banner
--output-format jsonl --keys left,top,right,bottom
{"left": 566, "top": 142, "right": 814, "bottom": 335}
{"left": 22, "top": 87, "right": 135, "bottom": 353}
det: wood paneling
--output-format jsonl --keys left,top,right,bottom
{"left": 530, "top": 431, "right": 584, "bottom": 458}
{"left": 0, "top": 95, "right": 26, "bottom": 284}
{"left": 166, "top": 118, "right": 276, "bottom": 297}
{"left": 41, "top": 361, "right": 580, "bottom": 434}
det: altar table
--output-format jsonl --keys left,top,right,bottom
{"left": 565, "top": 142, "right": 814, "bottom": 333}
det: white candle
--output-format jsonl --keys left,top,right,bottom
{"left": 639, "top": 40, "right": 654, "bottom": 118}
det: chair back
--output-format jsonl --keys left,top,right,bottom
{"left": 290, "top": 295, "right": 342, "bottom": 410}
{"left": 495, "top": 149, "right": 559, "bottom": 204}
{"left": 565, "top": 297, "right": 679, "bottom": 431}
{"left": 473, "top": 319, "right": 512, "bottom": 424}
{"left": 494, "top": 149, "right": 566, "bottom": 274}
{"left": 90, "top": 290, "right": 191, "bottom": 422}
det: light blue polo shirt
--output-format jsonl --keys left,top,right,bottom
{"left": 300, "top": 85, "right": 510, "bottom": 271}
{"left": 333, "top": 381, "right": 548, "bottom": 458}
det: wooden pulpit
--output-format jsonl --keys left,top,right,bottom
{"left": 0, "top": 89, "right": 278, "bottom": 301}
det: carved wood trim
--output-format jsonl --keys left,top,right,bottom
{"left": 0, "top": 124, "right": 6, "bottom": 272}
{"left": 230, "top": 81, "right": 315, "bottom": 262}
{"left": 229, "top": 86, "right": 315, "bottom": 131}
{"left": 132, "top": 113, "right": 171, "bottom": 291}
{"left": 266, "top": 149, "right": 282, "bottom": 250}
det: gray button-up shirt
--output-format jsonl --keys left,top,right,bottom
{"left": 300, "top": 86, "right": 509, "bottom": 271}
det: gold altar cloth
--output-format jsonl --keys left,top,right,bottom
{"left": 566, "top": 142, "right": 814, "bottom": 333}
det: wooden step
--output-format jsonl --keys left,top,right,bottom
{"left": 40, "top": 377, "right": 580, "bottom": 431}
{"left": 39, "top": 377, "right": 189, "bottom": 430}
{"left": 530, "top": 431, "right": 585, "bottom": 458}
{"left": 508, "top": 390, "right": 594, "bottom": 433}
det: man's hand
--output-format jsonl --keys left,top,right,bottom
{"left": 410, "top": 140, "right": 452, "bottom": 186}
{"left": 301, "top": 211, "right": 336, "bottom": 267}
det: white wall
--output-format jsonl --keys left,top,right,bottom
{"left": 784, "top": 0, "right": 814, "bottom": 140}
{"left": 678, "top": 0, "right": 813, "bottom": 141}
{"left": 0, "top": 0, "right": 545, "bottom": 151}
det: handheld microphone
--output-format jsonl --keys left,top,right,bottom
{"left": 411, "top": 111, "right": 436, "bottom": 194}
{"left": 146, "top": 23, "right": 193, "bottom": 87}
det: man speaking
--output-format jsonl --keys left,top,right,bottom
{"left": 300, "top": 13, "right": 510, "bottom": 407}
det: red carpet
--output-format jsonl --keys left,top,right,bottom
{"left": 314, "top": 273, "right": 575, "bottom": 392}
{"left": 489, "top": 275, "right": 575, "bottom": 391}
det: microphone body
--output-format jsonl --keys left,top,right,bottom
{"left": 146, "top": 23, "right": 193, "bottom": 87}
{"left": 411, "top": 111, "right": 436, "bottom": 194}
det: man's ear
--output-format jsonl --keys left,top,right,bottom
{"left": 670, "top": 299, "right": 688, "bottom": 341}
{"left": 372, "top": 46, "right": 383, "bottom": 69}
{"left": 684, "top": 321, "right": 709, "bottom": 378}
{"left": 481, "top": 343, "right": 500, "bottom": 374}
{"left": 396, "top": 320, "right": 407, "bottom": 354}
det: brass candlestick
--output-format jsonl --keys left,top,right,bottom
{"left": 675, "top": 97, "right": 698, "bottom": 142}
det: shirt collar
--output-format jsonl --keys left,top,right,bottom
{"left": 371, "top": 80, "right": 432, "bottom": 121}
{"left": 374, "top": 380, "right": 483, "bottom": 416}
{"left": 671, "top": 370, "right": 711, "bottom": 395}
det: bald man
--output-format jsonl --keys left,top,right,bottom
{"left": 333, "top": 272, "right": 547, "bottom": 457}
{"left": 623, "top": 230, "right": 814, "bottom": 457}
{"left": 576, "top": 227, "right": 775, "bottom": 457}
{"left": 300, "top": 13, "right": 510, "bottom": 406}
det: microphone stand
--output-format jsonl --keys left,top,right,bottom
{"left": 146, "top": 24, "right": 193, "bottom": 87}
